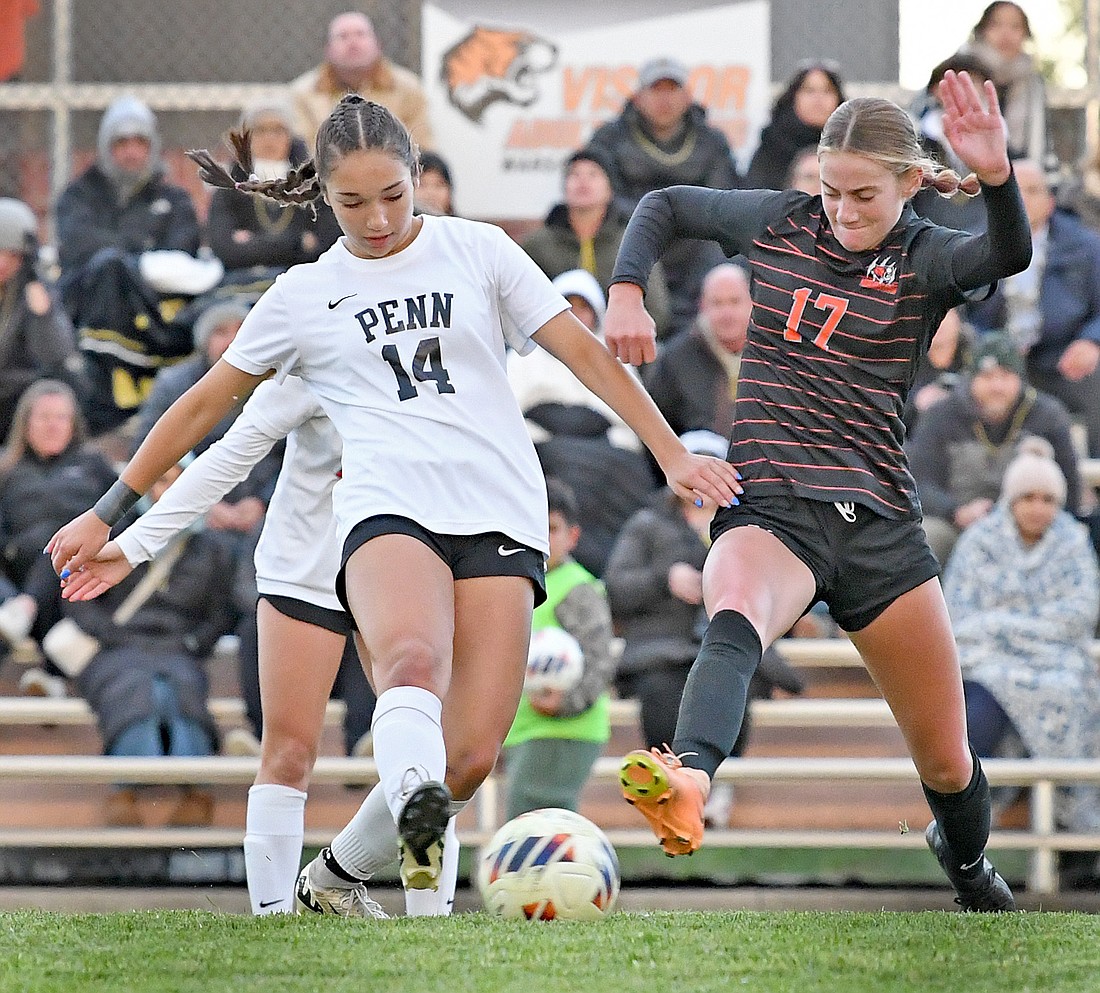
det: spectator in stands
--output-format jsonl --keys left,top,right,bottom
{"left": 509, "top": 268, "right": 640, "bottom": 452}
{"left": 54, "top": 95, "right": 209, "bottom": 436}
{"left": 910, "top": 52, "right": 994, "bottom": 234}
{"left": 47, "top": 461, "right": 236, "bottom": 828}
{"left": 907, "top": 333, "right": 1081, "bottom": 565}
{"left": 0, "top": 380, "right": 117, "bottom": 694}
{"left": 964, "top": 159, "right": 1100, "bottom": 457}
{"left": 586, "top": 57, "right": 740, "bottom": 336}
{"left": 604, "top": 429, "right": 803, "bottom": 825}
{"left": 786, "top": 145, "right": 821, "bottom": 195}
{"left": 0, "top": 197, "right": 82, "bottom": 440}
{"left": 522, "top": 148, "right": 672, "bottom": 338}
{"left": 414, "top": 151, "right": 456, "bottom": 216}
{"left": 744, "top": 60, "right": 846, "bottom": 192}
{"left": 944, "top": 441, "right": 1100, "bottom": 878}
{"left": 290, "top": 11, "right": 433, "bottom": 150}
{"left": 501, "top": 478, "right": 615, "bottom": 820}
{"left": 957, "top": 1, "right": 1047, "bottom": 162}
{"left": 517, "top": 270, "right": 658, "bottom": 576}
{"left": 644, "top": 263, "right": 751, "bottom": 440}
{"left": 205, "top": 99, "right": 341, "bottom": 277}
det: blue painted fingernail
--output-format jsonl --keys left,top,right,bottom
{"left": 60, "top": 569, "right": 70, "bottom": 580}
{"left": 735, "top": 471, "right": 743, "bottom": 480}
{"left": 728, "top": 497, "right": 739, "bottom": 507}
{"left": 694, "top": 498, "right": 703, "bottom": 508}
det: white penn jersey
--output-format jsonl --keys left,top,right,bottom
{"left": 224, "top": 215, "right": 568, "bottom": 555}
{"left": 115, "top": 376, "right": 344, "bottom": 611}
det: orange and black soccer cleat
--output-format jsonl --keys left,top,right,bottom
{"left": 619, "top": 746, "right": 706, "bottom": 856}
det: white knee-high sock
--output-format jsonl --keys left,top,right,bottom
{"left": 371, "top": 685, "right": 447, "bottom": 822}
{"left": 244, "top": 783, "right": 307, "bottom": 915}
{"left": 405, "top": 798, "right": 467, "bottom": 917}
{"left": 324, "top": 782, "right": 400, "bottom": 883}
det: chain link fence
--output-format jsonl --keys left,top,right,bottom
{"left": 0, "top": 0, "right": 1091, "bottom": 235}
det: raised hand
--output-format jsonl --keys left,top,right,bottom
{"left": 939, "top": 69, "right": 1011, "bottom": 186}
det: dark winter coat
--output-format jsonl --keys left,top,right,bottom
{"left": 205, "top": 137, "right": 341, "bottom": 272}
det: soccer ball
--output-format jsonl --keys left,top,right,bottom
{"left": 525, "top": 627, "right": 584, "bottom": 694}
{"left": 478, "top": 808, "right": 620, "bottom": 920}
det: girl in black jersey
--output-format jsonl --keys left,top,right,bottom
{"left": 606, "top": 71, "right": 1031, "bottom": 912}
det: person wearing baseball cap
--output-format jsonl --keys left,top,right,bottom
{"left": 585, "top": 54, "right": 741, "bottom": 336}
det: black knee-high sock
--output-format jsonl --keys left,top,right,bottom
{"left": 922, "top": 747, "right": 992, "bottom": 875}
{"left": 672, "top": 610, "right": 762, "bottom": 778}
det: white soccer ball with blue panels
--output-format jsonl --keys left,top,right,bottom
{"left": 477, "top": 807, "right": 620, "bottom": 920}
{"left": 524, "top": 627, "right": 584, "bottom": 694}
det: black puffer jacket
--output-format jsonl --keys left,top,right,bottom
{"left": 0, "top": 444, "right": 117, "bottom": 584}
{"left": 55, "top": 163, "right": 200, "bottom": 275}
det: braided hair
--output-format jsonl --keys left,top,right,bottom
{"left": 187, "top": 95, "right": 420, "bottom": 212}
{"left": 819, "top": 97, "right": 981, "bottom": 199}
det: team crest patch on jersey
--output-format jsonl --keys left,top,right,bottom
{"left": 441, "top": 26, "right": 558, "bottom": 123}
{"left": 860, "top": 255, "right": 899, "bottom": 292}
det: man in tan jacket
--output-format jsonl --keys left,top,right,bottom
{"left": 289, "top": 11, "right": 434, "bottom": 150}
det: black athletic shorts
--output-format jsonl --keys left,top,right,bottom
{"left": 710, "top": 492, "right": 940, "bottom": 632}
{"left": 260, "top": 593, "right": 351, "bottom": 637}
{"left": 336, "top": 514, "right": 547, "bottom": 625}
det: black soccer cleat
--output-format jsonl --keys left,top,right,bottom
{"left": 396, "top": 780, "right": 452, "bottom": 890}
{"left": 925, "top": 819, "right": 1016, "bottom": 912}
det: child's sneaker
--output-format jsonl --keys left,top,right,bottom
{"left": 619, "top": 747, "right": 706, "bottom": 856}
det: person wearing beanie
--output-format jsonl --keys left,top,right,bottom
{"left": 522, "top": 147, "right": 672, "bottom": 337}
{"left": 56, "top": 95, "right": 200, "bottom": 277}
{"left": 0, "top": 198, "right": 82, "bottom": 439}
{"left": 54, "top": 94, "right": 204, "bottom": 436}
{"left": 205, "top": 99, "right": 341, "bottom": 275}
{"left": 907, "top": 331, "right": 1081, "bottom": 565}
{"left": 943, "top": 439, "right": 1100, "bottom": 886}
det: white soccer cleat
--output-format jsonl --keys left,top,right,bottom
{"left": 295, "top": 861, "right": 388, "bottom": 918}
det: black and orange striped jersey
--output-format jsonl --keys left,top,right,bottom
{"left": 613, "top": 176, "right": 1031, "bottom": 519}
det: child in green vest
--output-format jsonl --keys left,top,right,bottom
{"left": 502, "top": 478, "right": 615, "bottom": 820}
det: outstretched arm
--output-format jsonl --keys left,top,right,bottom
{"left": 533, "top": 310, "right": 742, "bottom": 508}
{"left": 46, "top": 359, "right": 269, "bottom": 576}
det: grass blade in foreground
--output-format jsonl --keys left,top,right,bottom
{"left": 3, "top": 909, "right": 1099, "bottom": 993}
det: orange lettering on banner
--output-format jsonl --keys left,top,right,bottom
{"left": 506, "top": 118, "right": 585, "bottom": 149}
{"left": 562, "top": 66, "right": 634, "bottom": 115}
{"left": 687, "top": 67, "right": 750, "bottom": 111}
{"left": 562, "top": 66, "right": 595, "bottom": 113}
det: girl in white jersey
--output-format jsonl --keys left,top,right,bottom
{"left": 47, "top": 95, "right": 743, "bottom": 911}
{"left": 64, "top": 375, "right": 464, "bottom": 918}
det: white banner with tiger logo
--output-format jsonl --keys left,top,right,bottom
{"left": 422, "top": 1, "right": 770, "bottom": 221}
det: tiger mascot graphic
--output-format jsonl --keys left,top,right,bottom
{"left": 441, "top": 26, "right": 558, "bottom": 123}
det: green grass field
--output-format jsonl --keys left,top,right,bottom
{"left": 3, "top": 909, "right": 1099, "bottom": 993}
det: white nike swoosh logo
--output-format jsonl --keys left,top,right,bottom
{"left": 497, "top": 545, "right": 525, "bottom": 557}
